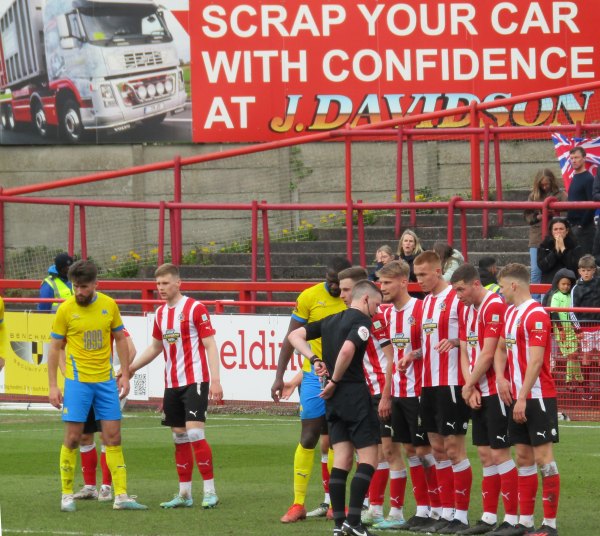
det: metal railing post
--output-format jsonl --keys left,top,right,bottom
{"left": 470, "top": 101, "right": 482, "bottom": 201}
{"left": 261, "top": 200, "right": 273, "bottom": 301}
{"left": 68, "top": 202, "right": 75, "bottom": 256}
{"left": 357, "top": 200, "right": 366, "bottom": 268}
{"left": 395, "top": 126, "right": 404, "bottom": 239}
{"left": 79, "top": 206, "right": 87, "bottom": 259}
{"left": 345, "top": 131, "right": 354, "bottom": 262}
{"left": 173, "top": 155, "right": 182, "bottom": 265}
{"left": 158, "top": 201, "right": 165, "bottom": 265}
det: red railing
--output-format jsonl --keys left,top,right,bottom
{"left": 1, "top": 81, "right": 600, "bottom": 278}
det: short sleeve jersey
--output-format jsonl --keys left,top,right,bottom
{"left": 421, "top": 286, "right": 464, "bottom": 387}
{"left": 363, "top": 306, "right": 391, "bottom": 396}
{"left": 459, "top": 291, "right": 506, "bottom": 396}
{"left": 292, "top": 282, "right": 347, "bottom": 372}
{"left": 51, "top": 292, "right": 124, "bottom": 383}
{"left": 304, "top": 308, "right": 372, "bottom": 383}
{"left": 504, "top": 299, "right": 556, "bottom": 399}
{"left": 384, "top": 297, "right": 424, "bottom": 397}
{"left": 153, "top": 296, "right": 216, "bottom": 389}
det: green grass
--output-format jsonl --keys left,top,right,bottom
{"left": 0, "top": 411, "right": 597, "bottom": 535}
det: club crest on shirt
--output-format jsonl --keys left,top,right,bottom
{"left": 178, "top": 313, "right": 185, "bottom": 321}
{"left": 439, "top": 301, "right": 447, "bottom": 311}
{"left": 516, "top": 318, "right": 521, "bottom": 327}
{"left": 163, "top": 328, "right": 181, "bottom": 344}
{"left": 408, "top": 315, "right": 416, "bottom": 325}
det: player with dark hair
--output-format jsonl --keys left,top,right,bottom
{"left": 494, "top": 264, "right": 560, "bottom": 536}
{"left": 48, "top": 259, "right": 147, "bottom": 512}
{"left": 289, "top": 280, "right": 384, "bottom": 536}
{"left": 130, "top": 263, "right": 223, "bottom": 509}
{"left": 450, "top": 264, "right": 518, "bottom": 535}
{"left": 271, "top": 256, "right": 352, "bottom": 523}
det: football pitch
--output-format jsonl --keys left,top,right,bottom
{"left": 0, "top": 410, "right": 597, "bottom": 536}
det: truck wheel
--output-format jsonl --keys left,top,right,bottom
{"left": 142, "top": 113, "right": 166, "bottom": 126}
{"left": 60, "top": 99, "right": 86, "bottom": 143}
{"left": 1, "top": 103, "right": 15, "bottom": 130}
{"left": 33, "top": 102, "right": 50, "bottom": 137}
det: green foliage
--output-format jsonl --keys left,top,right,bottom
{"left": 289, "top": 145, "right": 313, "bottom": 191}
{"left": 219, "top": 239, "right": 252, "bottom": 254}
{"left": 0, "top": 411, "right": 596, "bottom": 535}
{"left": 6, "top": 245, "right": 64, "bottom": 279}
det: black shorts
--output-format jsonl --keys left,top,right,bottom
{"left": 161, "top": 382, "right": 209, "bottom": 428}
{"left": 420, "top": 386, "right": 470, "bottom": 436}
{"left": 371, "top": 394, "right": 392, "bottom": 439}
{"left": 327, "top": 382, "right": 380, "bottom": 450}
{"left": 83, "top": 406, "right": 101, "bottom": 435}
{"left": 508, "top": 397, "right": 559, "bottom": 447}
{"left": 471, "top": 394, "right": 511, "bottom": 449}
{"left": 391, "top": 396, "right": 429, "bottom": 446}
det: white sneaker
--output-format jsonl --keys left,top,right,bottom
{"left": 61, "top": 494, "right": 76, "bottom": 512}
{"left": 98, "top": 485, "right": 113, "bottom": 502}
{"left": 73, "top": 485, "right": 98, "bottom": 500}
{"left": 113, "top": 494, "right": 149, "bottom": 510}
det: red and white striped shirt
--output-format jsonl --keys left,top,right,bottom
{"left": 504, "top": 299, "right": 555, "bottom": 399}
{"left": 384, "top": 297, "right": 424, "bottom": 397}
{"left": 459, "top": 291, "right": 506, "bottom": 397}
{"left": 153, "top": 296, "right": 216, "bottom": 389}
{"left": 363, "top": 306, "right": 390, "bottom": 396}
{"left": 421, "top": 286, "right": 464, "bottom": 387}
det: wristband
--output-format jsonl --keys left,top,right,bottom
{"left": 309, "top": 355, "right": 322, "bottom": 366}
{"left": 329, "top": 378, "right": 339, "bottom": 385}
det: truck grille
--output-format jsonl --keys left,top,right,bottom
{"left": 123, "top": 51, "right": 163, "bottom": 69}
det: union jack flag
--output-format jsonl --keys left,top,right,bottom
{"left": 552, "top": 133, "right": 600, "bottom": 192}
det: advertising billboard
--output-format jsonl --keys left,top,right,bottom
{"left": 1, "top": 0, "right": 599, "bottom": 144}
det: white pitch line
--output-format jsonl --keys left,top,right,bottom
{"left": 3, "top": 531, "right": 126, "bottom": 536}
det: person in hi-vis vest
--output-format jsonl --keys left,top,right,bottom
{"left": 39, "top": 253, "right": 74, "bottom": 312}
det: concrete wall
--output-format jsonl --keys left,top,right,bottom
{"left": 0, "top": 138, "right": 560, "bottom": 276}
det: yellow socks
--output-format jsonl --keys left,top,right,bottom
{"left": 105, "top": 445, "right": 127, "bottom": 496}
{"left": 60, "top": 445, "right": 77, "bottom": 495}
{"left": 293, "top": 444, "right": 314, "bottom": 505}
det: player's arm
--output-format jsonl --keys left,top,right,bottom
{"left": 48, "top": 337, "right": 64, "bottom": 409}
{"left": 113, "top": 329, "right": 131, "bottom": 399}
{"left": 459, "top": 340, "right": 473, "bottom": 402}
{"left": 271, "top": 317, "right": 306, "bottom": 401}
{"left": 513, "top": 345, "right": 544, "bottom": 424}
{"left": 129, "top": 337, "right": 163, "bottom": 374}
{"left": 320, "top": 339, "right": 356, "bottom": 400}
{"left": 58, "top": 339, "right": 67, "bottom": 377}
{"left": 280, "top": 370, "right": 303, "bottom": 400}
{"left": 203, "top": 334, "right": 223, "bottom": 402}
{"left": 494, "top": 337, "right": 512, "bottom": 407}
{"left": 379, "top": 343, "right": 394, "bottom": 419}
{"left": 435, "top": 337, "right": 460, "bottom": 353}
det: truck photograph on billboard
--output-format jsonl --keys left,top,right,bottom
{"left": 1, "top": 0, "right": 599, "bottom": 145}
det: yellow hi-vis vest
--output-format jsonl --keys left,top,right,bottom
{"left": 43, "top": 276, "right": 73, "bottom": 311}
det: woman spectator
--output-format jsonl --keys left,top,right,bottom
{"left": 537, "top": 217, "right": 582, "bottom": 284}
{"left": 369, "top": 245, "right": 394, "bottom": 281}
{"left": 396, "top": 229, "right": 423, "bottom": 282}
{"left": 524, "top": 169, "right": 567, "bottom": 296}
{"left": 433, "top": 242, "right": 465, "bottom": 282}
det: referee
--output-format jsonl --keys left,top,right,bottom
{"left": 289, "top": 280, "right": 383, "bottom": 536}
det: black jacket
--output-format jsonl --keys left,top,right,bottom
{"left": 537, "top": 234, "right": 582, "bottom": 284}
{"left": 571, "top": 275, "right": 600, "bottom": 322}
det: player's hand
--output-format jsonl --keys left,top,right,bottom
{"left": 271, "top": 378, "right": 284, "bottom": 403}
{"left": 280, "top": 381, "right": 297, "bottom": 401}
{"left": 49, "top": 385, "right": 63, "bottom": 410}
{"left": 378, "top": 394, "right": 391, "bottom": 419}
{"left": 468, "top": 390, "right": 481, "bottom": 409}
{"left": 209, "top": 379, "right": 223, "bottom": 402}
{"left": 462, "top": 384, "right": 474, "bottom": 403}
{"left": 319, "top": 380, "right": 337, "bottom": 400}
{"left": 496, "top": 378, "right": 513, "bottom": 407}
{"left": 513, "top": 398, "right": 527, "bottom": 424}
{"left": 398, "top": 354, "right": 413, "bottom": 372}
{"left": 435, "top": 338, "right": 456, "bottom": 353}
{"left": 117, "top": 375, "right": 130, "bottom": 400}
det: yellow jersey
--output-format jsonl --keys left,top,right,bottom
{"left": 51, "top": 291, "right": 124, "bottom": 383}
{"left": 291, "top": 282, "right": 346, "bottom": 371}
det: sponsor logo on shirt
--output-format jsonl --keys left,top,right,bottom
{"left": 163, "top": 329, "right": 181, "bottom": 344}
{"left": 392, "top": 333, "right": 410, "bottom": 349}
{"left": 467, "top": 331, "right": 478, "bottom": 347}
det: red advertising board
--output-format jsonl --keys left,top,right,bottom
{"left": 189, "top": 0, "right": 600, "bottom": 142}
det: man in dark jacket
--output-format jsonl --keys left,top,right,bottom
{"left": 566, "top": 147, "right": 595, "bottom": 254}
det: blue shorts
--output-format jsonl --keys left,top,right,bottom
{"left": 299, "top": 371, "right": 326, "bottom": 420}
{"left": 62, "top": 378, "right": 121, "bottom": 423}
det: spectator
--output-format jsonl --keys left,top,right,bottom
{"left": 566, "top": 147, "right": 595, "bottom": 254}
{"left": 537, "top": 217, "right": 582, "bottom": 285}
{"left": 432, "top": 242, "right": 464, "bottom": 282}
{"left": 542, "top": 268, "right": 581, "bottom": 392}
{"left": 524, "top": 169, "right": 567, "bottom": 298}
{"left": 369, "top": 245, "right": 394, "bottom": 282}
{"left": 396, "top": 229, "right": 423, "bottom": 283}
{"left": 39, "top": 253, "right": 74, "bottom": 312}
{"left": 570, "top": 254, "right": 600, "bottom": 401}
{"left": 478, "top": 256, "right": 501, "bottom": 294}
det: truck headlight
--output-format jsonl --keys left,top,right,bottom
{"left": 100, "top": 84, "right": 117, "bottom": 107}
{"left": 165, "top": 77, "right": 174, "bottom": 94}
{"left": 147, "top": 83, "right": 157, "bottom": 98}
